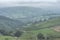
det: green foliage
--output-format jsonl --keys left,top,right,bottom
{"left": 37, "top": 33, "right": 44, "bottom": 39}
{"left": 14, "top": 31, "right": 23, "bottom": 37}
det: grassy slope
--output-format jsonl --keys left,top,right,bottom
{"left": 20, "top": 17, "right": 60, "bottom": 40}
{"left": 0, "top": 17, "right": 60, "bottom": 40}
{"left": 0, "top": 36, "right": 16, "bottom": 40}
{"left": 31, "top": 17, "right": 60, "bottom": 35}
{"left": 25, "top": 17, "right": 60, "bottom": 31}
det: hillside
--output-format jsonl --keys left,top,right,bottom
{"left": 0, "top": 16, "right": 24, "bottom": 31}
{"left": 24, "top": 17, "right": 60, "bottom": 31}
{"left": 19, "top": 17, "right": 60, "bottom": 40}
{"left": 0, "top": 6, "right": 60, "bottom": 40}
{"left": 0, "top": 6, "right": 60, "bottom": 23}
{"left": 0, "top": 17, "right": 60, "bottom": 40}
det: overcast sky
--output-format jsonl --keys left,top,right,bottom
{"left": 0, "top": 0, "right": 59, "bottom": 8}
{"left": 0, "top": 0, "right": 57, "bottom": 3}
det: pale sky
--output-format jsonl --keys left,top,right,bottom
{"left": 0, "top": 0, "right": 57, "bottom": 3}
{"left": 0, "top": 0, "right": 59, "bottom": 7}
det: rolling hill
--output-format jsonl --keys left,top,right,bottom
{"left": 0, "top": 6, "right": 60, "bottom": 23}
{"left": 0, "top": 16, "right": 24, "bottom": 31}
{"left": 19, "top": 17, "right": 60, "bottom": 40}
{"left": 24, "top": 17, "right": 60, "bottom": 31}
{"left": 0, "top": 16, "right": 60, "bottom": 40}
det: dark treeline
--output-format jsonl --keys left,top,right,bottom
{"left": 0, "top": 29, "right": 23, "bottom": 37}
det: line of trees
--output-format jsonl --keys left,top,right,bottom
{"left": 37, "top": 33, "right": 54, "bottom": 40}
{"left": 0, "top": 29, "right": 23, "bottom": 40}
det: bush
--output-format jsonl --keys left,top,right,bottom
{"left": 37, "top": 33, "right": 44, "bottom": 40}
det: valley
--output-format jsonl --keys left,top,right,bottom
{"left": 0, "top": 4, "right": 60, "bottom": 40}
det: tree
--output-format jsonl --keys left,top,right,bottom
{"left": 0, "top": 29, "right": 7, "bottom": 35}
{"left": 37, "top": 33, "right": 44, "bottom": 40}
{"left": 14, "top": 31, "right": 23, "bottom": 40}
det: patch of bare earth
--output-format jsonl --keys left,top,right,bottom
{"left": 51, "top": 26, "right": 60, "bottom": 32}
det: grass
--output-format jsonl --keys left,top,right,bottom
{"left": 0, "top": 36, "right": 16, "bottom": 40}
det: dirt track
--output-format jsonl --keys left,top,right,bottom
{"left": 52, "top": 26, "right": 60, "bottom": 32}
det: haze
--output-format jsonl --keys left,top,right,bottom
{"left": 0, "top": 0, "right": 59, "bottom": 8}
